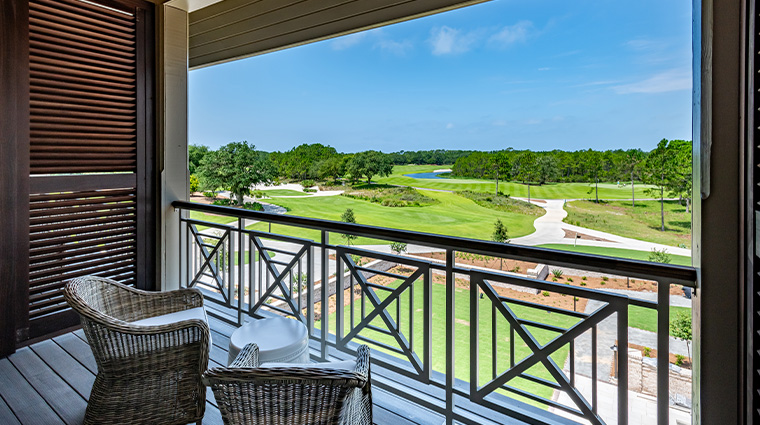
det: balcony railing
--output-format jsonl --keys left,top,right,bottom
{"left": 173, "top": 200, "right": 697, "bottom": 425}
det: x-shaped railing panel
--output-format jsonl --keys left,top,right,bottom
{"left": 247, "top": 234, "right": 311, "bottom": 323}
{"left": 188, "top": 223, "right": 231, "bottom": 302}
{"left": 469, "top": 271, "right": 629, "bottom": 425}
{"left": 335, "top": 246, "right": 432, "bottom": 382}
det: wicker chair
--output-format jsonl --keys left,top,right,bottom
{"left": 203, "top": 343, "right": 372, "bottom": 425}
{"left": 64, "top": 276, "right": 210, "bottom": 425}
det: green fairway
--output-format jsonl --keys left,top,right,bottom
{"left": 628, "top": 305, "right": 691, "bottom": 335}
{"left": 317, "top": 279, "right": 574, "bottom": 408}
{"left": 259, "top": 189, "right": 311, "bottom": 197}
{"left": 375, "top": 165, "right": 654, "bottom": 200}
{"left": 564, "top": 200, "right": 692, "bottom": 248}
{"left": 246, "top": 189, "right": 541, "bottom": 245}
{"left": 536, "top": 244, "right": 692, "bottom": 266}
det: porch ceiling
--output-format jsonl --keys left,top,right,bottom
{"left": 188, "top": 0, "right": 489, "bottom": 69}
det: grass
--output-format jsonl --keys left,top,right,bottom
{"left": 342, "top": 186, "right": 438, "bottom": 207}
{"left": 374, "top": 165, "right": 655, "bottom": 200}
{"left": 457, "top": 190, "right": 544, "bottom": 216}
{"left": 317, "top": 279, "right": 575, "bottom": 408}
{"left": 563, "top": 200, "right": 692, "bottom": 248}
{"left": 258, "top": 189, "right": 311, "bottom": 197}
{"left": 536, "top": 244, "right": 692, "bottom": 266}
{"left": 245, "top": 189, "right": 542, "bottom": 245}
{"left": 628, "top": 305, "right": 691, "bottom": 335}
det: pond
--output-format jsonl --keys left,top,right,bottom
{"left": 404, "top": 171, "right": 449, "bottom": 179}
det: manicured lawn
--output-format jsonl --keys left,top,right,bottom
{"left": 564, "top": 200, "right": 692, "bottom": 248}
{"left": 246, "top": 189, "right": 541, "bottom": 245}
{"left": 628, "top": 305, "right": 691, "bottom": 335}
{"left": 536, "top": 244, "right": 692, "bottom": 266}
{"left": 189, "top": 211, "right": 237, "bottom": 230}
{"left": 375, "top": 165, "right": 654, "bottom": 200}
{"left": 317, "top": 279, "right": 575, "bottom": 408}
{"left": 259, "top": 189, "right": 311, "bottom": 197}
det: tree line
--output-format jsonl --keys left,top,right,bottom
{"left": 189, "top": 140, "right": 692, "bottom": 214}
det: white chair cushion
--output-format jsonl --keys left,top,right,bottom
{"left": 131, "top": 307, "right": 208, "bottom": 326}
{"left": 260, "top": 359, "right": 357, "bottom": 371}
{"left": 131, "top": 307, "right": 211, "bottom": 346}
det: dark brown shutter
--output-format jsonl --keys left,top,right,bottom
{"left": 24, "top": 0, "right": 154, "bottom": 342}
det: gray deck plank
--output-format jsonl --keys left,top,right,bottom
{"left": 8, "top": 347, "right": 87, "bottom": 425}
{"left": 52, "top": 332, "right": 98, "bottom": 374}
{"left": 0, "top": 357, "right": 62, "bottom": 425}
{"left": 0, "top": 395, "right": 21, "bottom": 425}
{"left": 30, "top": 339, "right": 95, "bottom": 399}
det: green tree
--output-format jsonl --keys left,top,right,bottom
{"left": 340, "top": 208, "right": 358, "bottom": 245}
{"left": 665, "top": 140, "right": 693, "bottom": 213}
{"left": 513, "top": 152, "right": 537, "bottom": 202}
{"left": 274, "top": 143, "right": 339, "bottom": 180}
{"left": 196, "top": 141, "right": 277, "bottom": 206}
{"left": 643, "top": 139, "right": 676, "bottom": 231}
{"left": 346, "top": 151, "right": 393, "bottom": 184}
{"left": 622, "top": 149, "right": 646, "bottom": 207}
{"left": 535, "top": 155, "right": 559, "bottom": 185}
{"left": 583, "top": 150, "right": 604, "bottom": 203}
{"left": 670, "top": 310, "right": 692, "bottom": 361}
{"left": 491, "top": 219, "right": 510, "bottom": 270}
{"left": 316, "top": 156, "right": 345, "bottom": 181}
{"left": 491, "top": 151, "right": 511, "bottom": 195}
{"left": 188, "top": 144, "right": 210, "bottom": 175}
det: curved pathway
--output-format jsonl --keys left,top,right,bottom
{"left": 510, "top": 198, "right": 691, "bottom": 257}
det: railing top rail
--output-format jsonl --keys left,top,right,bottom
{"left": 173, "top": 200, "right": 697, "bottom": 286}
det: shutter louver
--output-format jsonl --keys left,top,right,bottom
{"left": 25, "top": 0, "right": 152, "bottom": 337}
{"left": 29, "top": 0, "right": 137, "bottom": 175}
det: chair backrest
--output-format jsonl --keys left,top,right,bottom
{"left": 204, "top": 367, "right": 366, "bottom": 425}
{"left": 64, "top": 275, "right": 140, "bottom": 323}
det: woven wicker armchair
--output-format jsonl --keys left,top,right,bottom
{"left": 64, "top": 276, "right": 210, "bottom": 425}
{"left": 203, "top": 343, "right": 372, "bottom": 425}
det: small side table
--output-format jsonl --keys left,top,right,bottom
{"left": 227, "top": 316, "right": 310, "bottom": 365}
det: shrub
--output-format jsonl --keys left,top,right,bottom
{"left": 648, "top": 248, "right": 672, "bottom": 264}
{"left": 580, "top": 282, "right": 587, "bottom": 286}
{"left": 551, "top": 269, "right": 563, "bottom": 278}
{"left": 581, "top": 276, "right": 587, "bottom": 280}
{"left": 389, "top": 242, "right": 408, "bottom": 255}
{"left": 552, "top": 277, "right": 558, "bottom": 282}
{"left": 542, "top": 291, "right": 550, "bottom": 297}
{"left": 303, "top": 188, "right": 317, "bottom": 193}
{"left": 212, "top": 198, "right": 234, "bottom": 206}
{"left": 675, "top": 354, "right": 686, "bottom": 366}
{"left": 242, "top": 202, "right": 264, "bottom": 211}
{"left": 643, "top": 347, "right": 652, "bottom": 357}
{"left": 567, "top": 277, "right": 574, "bottom": 282}
{"left": 203, "top": 191, "right": 217, "bottom": 199}
{"left": 301, "top": 179, "right": 315, "bottom": 188}
{"left": 252, "top": 190, "right": 266, "bottom": 199}
{"left": 511, "top": 266, "right": 521, "bottom": 273}
{"left": 189, "top": 174, "right": 200, "bottom": 193}
{"left": 601, "top": 276, "right": 609, "bottom": 281}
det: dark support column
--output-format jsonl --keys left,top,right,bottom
{"left": 0, "top": 0, "right": 30, "bottom": 357}
{"left": 693, "top": 0, "right": 745, "bottom": 422}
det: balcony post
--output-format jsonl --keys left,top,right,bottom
{"left": 157, "top": 4, "right": 189, "bottom": 292}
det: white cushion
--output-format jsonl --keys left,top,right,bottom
{"left": 131, "top": 307, "right": 208, "bottom": 326}
{"left": 260, "top": 359, "right": 356, "bottom": 371}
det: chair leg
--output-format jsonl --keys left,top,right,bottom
{"left": 196, "top": 421, "right": 203, "bottom": 425}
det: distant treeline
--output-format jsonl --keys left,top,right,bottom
{"left": 190, "top": 141, "right": 692, "bottom": 209}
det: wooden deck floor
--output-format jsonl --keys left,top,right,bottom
{"left": 0, "top": 316, "right": 441, "bottom": 425}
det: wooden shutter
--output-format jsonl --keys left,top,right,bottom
{"left": 24, "top": 0, "right": 154, "bottom": 342}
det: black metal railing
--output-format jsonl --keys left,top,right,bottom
{"left": 174, "top": 200, "right": 697, "bottom": 425}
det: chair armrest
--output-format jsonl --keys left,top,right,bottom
{"left": 121, "top": 286, "right": 205, "bottom": 320}
{"left": 230, "top": 343, "right": 260, "bottom": 368}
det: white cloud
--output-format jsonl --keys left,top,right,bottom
{"left": 374, "top": 39, "right": 413, "bottom": 56}
{"left": 613, "top": 69, "right": 692, "bottom": 94}
{"left": 624, "top": 38, "right": 659, "bottom": 51}
{"left": 538, "top": 67, "right": 550, "bottom": 71}
{"left": 429, "top": 26, "right": 480, "bottom": 55}
{"left": 489, "top": 21, "right": 534, "bottom": 47}
{"left": 446, "top": 123, "right": 455, "bottom": 129}
{"left": 331, "top": 32, "right": 367, "bottom": 50}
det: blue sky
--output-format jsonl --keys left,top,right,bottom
{"left": 189, "top": 0, "right": 692, "bottom": 153}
